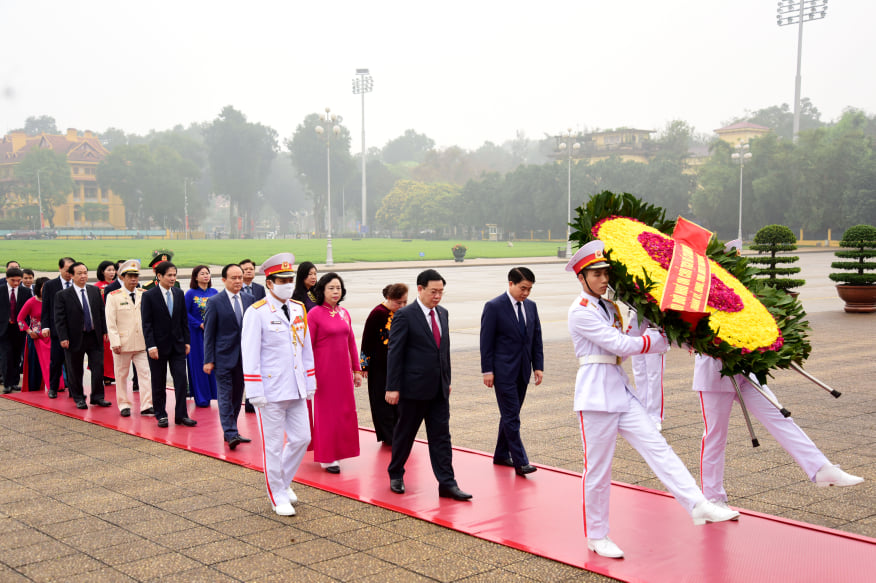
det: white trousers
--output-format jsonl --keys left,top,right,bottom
{"left": 631, "top": 352, "right": 665, "bottom": 423}
{"left": 113, "top": 350, "right": 152, "bottom": 412}
{"left": 578, "top": 391, "right": 704, "bottom": 540}
{"left": 698, "top": 383, "right": 829, "bottom": 502}
{"left": 256, "top": 399, "right": 310, "bottom": 507}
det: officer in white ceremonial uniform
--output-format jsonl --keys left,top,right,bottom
{"left": 105, "top": 260, "right": 153, "bottom": 417}
{"left": 627, "top": 312, "right": 666, "bottom": 431}
{"left": 694, "top": 354, "right": 863, "bottom": 505}
{"left": 241, "top": 253, "right": 316, "bottom": 517}
{"left": 567, "top": 240, "right": 739, "bottom": 560}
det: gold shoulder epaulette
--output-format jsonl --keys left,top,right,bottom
{"left": 109, "top": 288, "right": 123, "bottom": 295}
{"left": 252, "top": 299, "right": 267, "bottom": 309}
{"left": 289, "top": 298, "right": 305, "bottom": 309}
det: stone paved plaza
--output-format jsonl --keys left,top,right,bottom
{"left": 0, "top": 252, "right": 873, "bottom": 581}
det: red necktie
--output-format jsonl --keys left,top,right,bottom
{"left": 429, "top": 309, "right": 441, "bottom": 347}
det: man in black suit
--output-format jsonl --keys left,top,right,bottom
{"left": 140, "top": 261, "right": 195, "bottom": 428}
{"left": 40, "top": 257, "right": 75, "bottom": 398}
{"left": 203, "top": 263, "right": 253, "bottom": 449}
{"left": 0, "top": 268, "right": 32, "bottom": 393}
{"left": 239, "top": 259, "right": 266, "bottom": 300}
{"left": 480, "top": 266, "right": 544, "bottom": 476}
{"left": 54, "top": 262, "right": 110, "bottom": 409}
{"left": 386, "top": 269, "right": 472, "bottom": 501}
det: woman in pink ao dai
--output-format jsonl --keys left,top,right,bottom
{"left": 308, "top": 272, "right": 362, "bottom": 473}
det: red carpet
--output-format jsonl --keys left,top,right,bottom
{"left": 5, "top": 387, "right": 876, "bottom": 582}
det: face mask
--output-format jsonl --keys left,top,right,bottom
{"left": 271, "top": 283, "right": 294, "bottom": 301}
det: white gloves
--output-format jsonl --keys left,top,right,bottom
{"left": 644, "top": 329, "right": 670, "bottom": 354}
{"left": 249, "top": 396, "right": 268, "bottom": 408}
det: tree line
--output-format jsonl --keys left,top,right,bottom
{"left": 5, "top": 101, "right": 875, "bottom": 240}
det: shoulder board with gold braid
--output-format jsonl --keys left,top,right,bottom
{"left": 288, "top": 299, "right": 309, "bottom": 336}
{"left": 252, "top": 299, "right": 267, "bottom": 309}
{"left": 109, "top": 288, "right": 123, "bottom": 295}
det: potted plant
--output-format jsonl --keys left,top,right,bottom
{"left": 748, "top": 224, "right": 805, "bottom": 296}
{"left": 451, "top": 243, "right": 467, "bottom": 262}
{"left": 829, "top": 224, "right": 876, "bottom": 313}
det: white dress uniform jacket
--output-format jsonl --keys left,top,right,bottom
{"left": 105, "top": 288, "right": 147, "bottom": 352}
{"left": 242, "top": 297, "right": 315, "bottom": 401}
{"left": 568, "top": 291, "right": 667, "bottom": 412}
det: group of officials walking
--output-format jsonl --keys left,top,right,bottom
{"left": 2, "top": 244, "right": 864, "bottom": 560}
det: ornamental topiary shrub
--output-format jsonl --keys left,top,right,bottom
{"left": 748, "top": 224, "right": 805, "bottom": 291}
{"left": 829, "top": 224, "right": 876, "bottom": 286}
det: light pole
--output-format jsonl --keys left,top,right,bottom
{"left": 731, "top": 142, "right": 752, "bottom": 243}
{"left": 36, "top": 169, "right": 45, "bottom": 229}
{"left": 183, "top": 179, "right": 189, "bottom": 239}
{"left": 558, "top": 129, "right": 580, "bottom": 258}
{"left": 352, "top": 68, "right": 373, "bottom": 235}
{"left": 315, "top": 107, "right": 341, "bottom": 266}
{"left": 777, "top": 0, "right": 828, "bottom": 143}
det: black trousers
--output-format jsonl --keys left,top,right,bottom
{"left": 0, "top": 327, "right": 25, "bottom": 388}
{"left": 388, "top": 393, "right": 457, "bottom": 489}
{"left": 148, "top": 350, "right": 189, "bottom": 421}
{"left": 64, "top": 331, "right": 104, "bottom": 403}
{"left": 49, "top": 335, "right": 66, "bottom": 392}
{"left": 216, "top": 362, "right": 245, "bottom": 441}
{"left": 493, "top": 374, "right": 530, "bottom": 466}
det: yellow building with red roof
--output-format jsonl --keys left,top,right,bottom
{"left": 0, "top": 128, "right": 125, "bottom": 228}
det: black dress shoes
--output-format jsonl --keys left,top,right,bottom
{"left": 228, "top": 436, "right": 242, "bottom": 450}
{"left": 120, "top": 408, "right": 131, "bottom": 417}
{"left": 515, "top": 464, "right": 538, "bottom": 476}
{"left": 390, "top": 478, "right": 405, "bottom": 494}
{"left": 2, "top": 387, "right": 11, "bottom": 394}
{"left": 75, "top": 400, "right": 88, "bottom": 410}
{"left": 91, "top": 399, "right": 112, "bottom": 407}
{"left": 325, "top": 465, "right": 340, "bottom": 474}
{"left": 140, "top": 407, "right": 154, "bottom": 415}
{"left": 237, "top": 436, "right": 251, "bottom": 443}
{"left": 493, "top": 458, "right": 515, "bottom": 467}
{"left": 175, "top": 417, "right": 197, "bottom": 427}
{"left": 48, "top": 390, "right": 57, "bottom": 399}
{"left": 157, "top": 417, "right": 169, "bottom": 428}
{"left": 438, "top": 486, "right": 473, "bottom": 501}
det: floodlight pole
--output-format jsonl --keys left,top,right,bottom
{"left": 352, "top": 69, "right": 373, "bottom": 235}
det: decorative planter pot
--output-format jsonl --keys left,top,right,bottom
{"left": 452, "top": 252, "right": 466, "bottom": 263}
{"left": 835, "top": 284, "right": 876, "bottom": 313}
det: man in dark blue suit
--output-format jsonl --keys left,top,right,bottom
{"left": 240, "top": 259, "right": 266, "bottom": 300}
{"left": 203, "top": 263, "right": 253, "bottom": 449}
{"left": 0, "top": 268, "right": 32, "bottom": 393}
{"left": 140, "top": 261, "right": 195, "bottom": 428}
{"left": 53, "top": 262, "right": 110, "bottom": 409}
{"left": 480, "top": 267, "right": 544, "bottom": 476}
{"left": 386, "top": 269, "right": 472, "bottom": 501}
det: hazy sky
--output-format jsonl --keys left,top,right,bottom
{"left": 2, "top": 1, "right": 873, "bottom": 151}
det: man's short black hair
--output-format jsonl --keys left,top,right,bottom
{"left": 58, "top": 257, "right": 75, "bottom": 269}
{"left": 239, "top": 258, "right": 255, "bottom": 268}
{"left": 222, "top": 263, "right": 242, "bottom": 279}
{"left": 5, "top": 267, "right": 23, "bottom": 279}
{"left": 22, "top": 268, "right": 34, "bottom": 276}
{"left": 5, "top": 260, "right": 19, "bottom": 268}
{"left": 416, "top": 269, "right": 445, "bottom": 288}
{"left": 155, "top": 261, "right": 176, "bottom": 276}
{"left": 508, "top": 266, "right": 535, "bottom": 285}
{"left": 67, "top": 261, "right": 86, "bottom": 275}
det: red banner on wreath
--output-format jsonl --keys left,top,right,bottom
{"left": 659, "top": 218, "right": 713, "bottom": 314}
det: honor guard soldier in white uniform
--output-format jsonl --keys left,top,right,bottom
{"left": 105, "top": 260, "right": 153, "bottom": 417}
{"left": 241, "top": 253, "right": 316, "bottom": 517}
{"left": 567, "top": 240, "right": 739, "bottom": 559}
{"left": 694, "top": 354, "right": 863, "bottom": 505}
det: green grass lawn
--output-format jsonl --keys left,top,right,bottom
{"left": 0, "top": 238, "right": 562, "bottom": 272}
